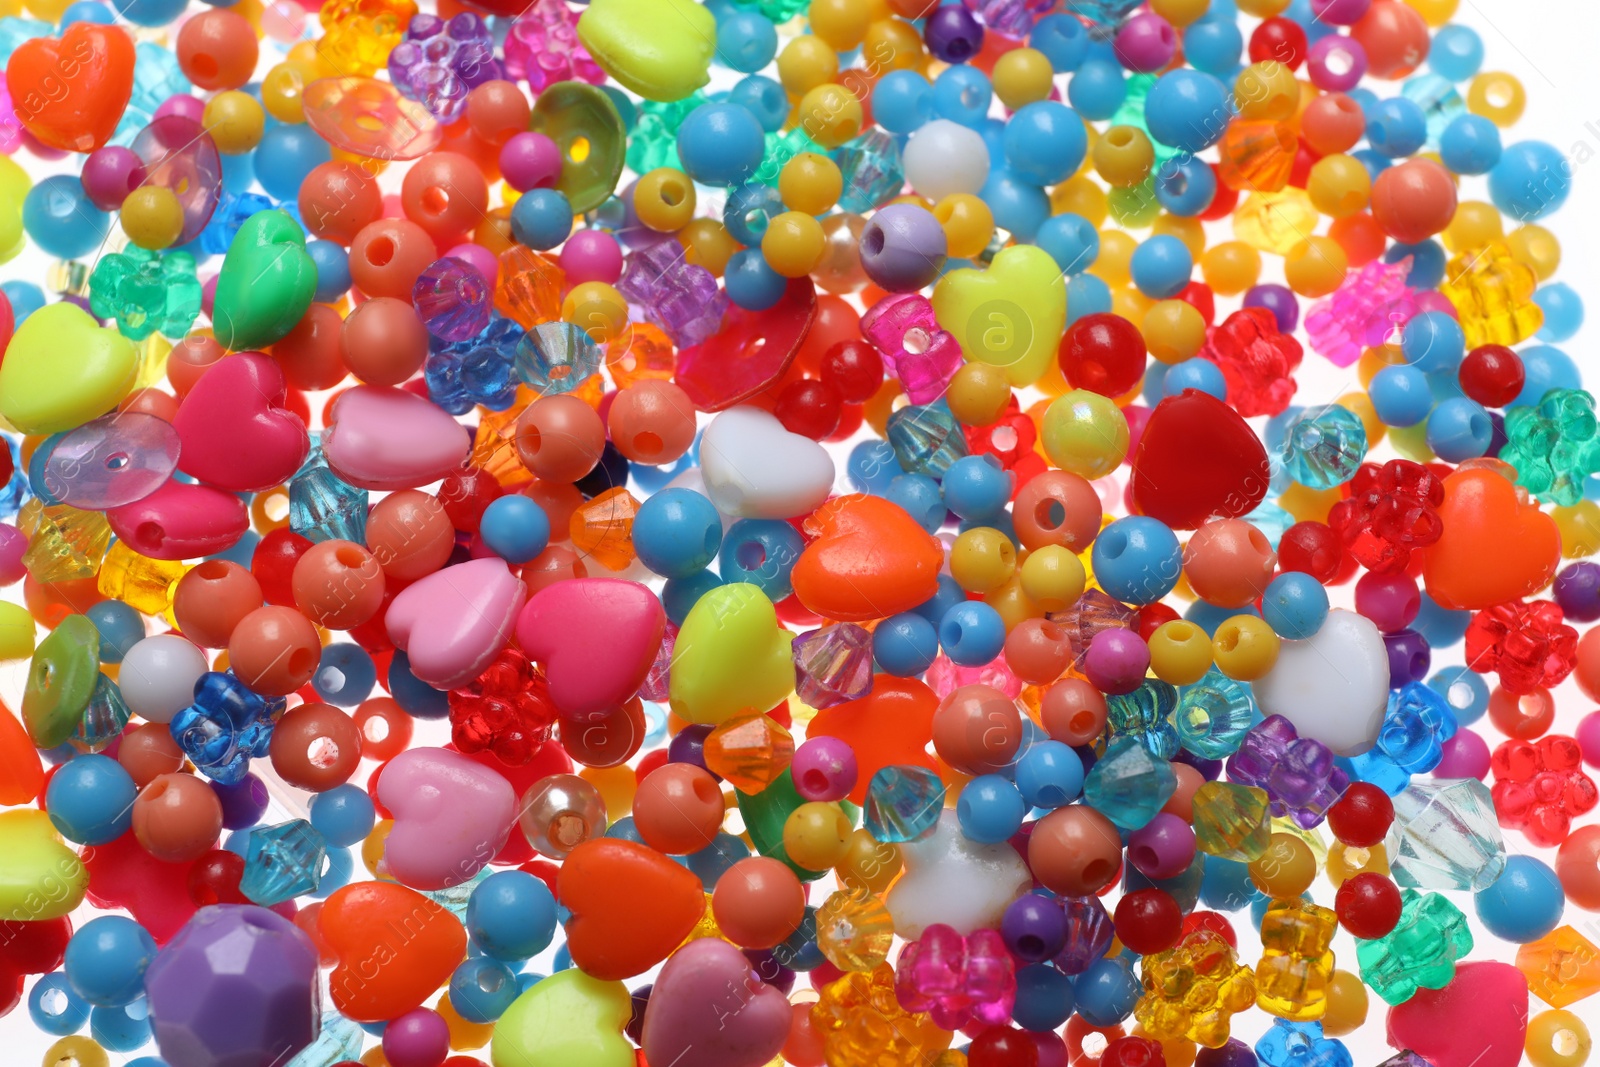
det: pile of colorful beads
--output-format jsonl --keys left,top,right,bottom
{"left": 0, "top": 0, "right": 1596, "bottom": 1064}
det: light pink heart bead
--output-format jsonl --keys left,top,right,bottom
{"left": 323, "top": 385, "right": 472, "bottom": 490}
{"left": 386, "top": 557, "right": 526, "bottom": 689}
{"left": 377, "top": 747, "right": 515, "bottom": 890}
{"left": 642, "top": 938, "right": 791, "bottom": 1067}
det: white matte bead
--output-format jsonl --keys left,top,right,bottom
{"left": 1251, "top": 608, "right": 1388, "bottom": 757}
{"left": 119, "top": 634, "right": 209, "bottom": 724}
{"left": 886, "top": 810, "right": 1032, "bottom": 939}
{"left": 903, "top": 119, "right": 991, "bottom": 202}
{"left": 699, "top": 406, "right": 835, "bottom": 520}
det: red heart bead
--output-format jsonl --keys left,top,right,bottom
{"left": 558, "top": 837, "right": 706, "bottom": 980}
{"left": 1130, "top": 388, "right": 1270, "bottom": 530}
{"left": 1386, "top": 961, "right": 1529, "bottom": 1067}
{"left": 791, "top": 494, "right": 944, "bottom": 622}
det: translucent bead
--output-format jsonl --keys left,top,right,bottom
{"left": 1384, "top": 777, "right": 1506, "bottom": 891}
{"left": 1105, "top": 678, "right": 1180, "bottom": 759}
{"left": 1515, "top": 925, "right": 1600, "bottom": 1009}
{"left": 1354, "top": 889, "right": 1474, "bottom": 1005}
{"left": 860, "top": 294, "right": 964, "bottom": 405}
{"left": 616, "top": 242, "right": 728, "bottom": 349}
{"left": 517, "top": 773, "right": 608, "bottom": 859}
{"left": 72, "top": 674, "right": 131, "bottom": 754}
{"left": 888, "top": 404, "right": 969, "bottom": 479}
{"left": 1082, "top": 734, "right": 1177, "bottom": 830}
{"left": 494, "top": 246, "right": 566, "bottom": 329}
{"left": 289, "top": 448, "right": 369, "bottom": 545}
{"left": 87, "top": 246, "right": 202, "bottom": 342}
{"left": 97, "top": 540, "right": 185, "bottom": 617}
{"left": 22, "top": 615, "right": 99, "bottom": 750}
{"left": 285, "top": 1008, "right": 364, "bottom": 1067}
{"left": 568, "top": 487, "right": 639, "bottom": 571}
{"left": 1175, "top": 670, "right": 1258, "bottom": 760}
{"left": 605, "top": 322, "right": 677, "bottom": 389}
{"left": 1279, "top": 405, "right": 1368, "bottom": 490}
{"left": 865, "top": 765, "right": 946, "bottom": 843}
{"left": 448, "top": 649, "right": 557, "bottom": 766}
{"left": 704, "top": 712, "right": 794, "bottom": 793}
{"left": 1233, "top": 189, "right": 1319, "bottom": 256}
{"left": 19, "top": 499, "right": 112, "bottom": 583}
{"left": 1347, "top": 682, "right": 1457, "bottom": 795}
{"left": 414, "top": 257, "right": 492, "bottom": 342}
{"left": 199, "top": 191, "right": 276, "bottom": 255}
{"left": 470, "top": 405, "right": 534, "bottom": 486}
{"left": 515, "top": 321, "right": 604, "bottom": 395}
{"left": 503, "top": 0, "right": 603, "bottom": 93}
{"left": 40, "top": 412, "right": 179, "bottom": 511}
{"left": 1256, "top": 1021, "right": 1351, "bottom": 1067}
{"left": 1303, "top": 257, "right": 1421, "bottom": 370}
{"left": 169, "top": 671, "right": 287, "bottom": 786}
{"left": 1066, "top": 0, "right": 1141, "bottom": 23}
{"left": 1136, "top": 928, "right": 1257, "bottom": 1046}
{"left": 1054, "top": 895, "right": 1114, "bottom": 975}
{"left": 1438, "top": 242, "right": 1543, "bottom": 348}
{"left": 302, "top": 76, "right": 441, "bottom": 161}
{"left": 1501, "top": 388, "right": 1600, "bottom": 507}
{"left": 317, "top": 0, "right": 417, "bottom": 77}
{"left": 1218, "top": 122, "right": 1297, "bottom": 193}
{"left": 626, "top": 95, "right": 708, "bottom": 175}
{"left": 241, "top": 820, "right": 328, "bottom": 905}
{"left": 816, "top": 888, "right": 897, "bottom": 973}
{"left": 793, "top": 623, "right": 874, "bottom": 709}
{"left": 895, "top": 924, "right": 1016, "bottom": 1029}
{"left": 1192, "top": 781, "right": 1272, "bottom": 862}
{"left": 1401, "top": 73, "right": 1466, "bottom": 148}
{"left": 834, "top": 129, "right": 906, "bottom": 213}
{"left": 1226, "top": 715, "right": 1349, "bottom": 830}
{"left": 1051, "top": 590, "right": 1137, "bottom": 670}
{"left": 387, "top": 13, "right": 499, "bottom": 124}
{"left": 1256, "top": 900, "right": 1337, "bottom": 1022}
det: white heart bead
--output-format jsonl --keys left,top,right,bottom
{"left": 1251, "top": 608, "right": 1389, "bottom": 757}
{"left": 699, "top": 406, "right": 836, "bottom": 519}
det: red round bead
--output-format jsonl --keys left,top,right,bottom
{"left": 1457, "top": 344, "right": 1525, "bottom": 408}
{"left": 1113, "top": 887, "right": 1183, "bottom": 955}
{"left": 1327, "top": 782, "right": 1395, "bottom": 846}
{"left": 1058, "top": 313, "right": 1148, "bottom": 398}
{"left": 1249, "top": 17, "right": 1308, "bottom": 69}
{"left": 775, "top": 378, "right": 843, "bottom": 440}
{"left": 818, "top": 339, "right": 884, "bottom": 404}
{"left": 1334, "top": 871, "right": 1403, "bottom": 939}
{"left": 969, "top": 1026, "right": 1040, "bottom": 1067}
{"left": 251, "top": 527, "right": 314, "bottom": 608}
{"left": 1278, "top": 521, "right": 1346, "bottom": 585}
{"left": 439, "top": 467, "right": 504, "bottom": 533}
{"left": 188, "top": 848, "right": 249, "bottom": 906}
{"left": 1102, "top": 1035, "right": 1168, "bottom": 1067}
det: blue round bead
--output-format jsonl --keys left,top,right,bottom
{"left": 1366, "top": 97, "right": 1428, "bottom": 158}
{"left": 479, "top": 494, "right": 552, "bottom": 564}
{"left": 308, "top": 783, "right": 377, "bottom": 848}
{"left": 1260, "top": 572, "right": 1330, "bottom": 640}
{"left": 1181, "top": 16, "right": 1243, "bottom": 77}
{"left": 312, "top": 642, "right": 376, "bottom": 707}
{"left": 957, "top": 774, "right": 1027, "bottom": 843}
{"left": 1145, "top": 68, "right": 1231, "bottom": 153}
{"left": 1473, "top": 854, "right": 1564, "bottom": 942}
{"left": 662, "top": 569, "right": 724, "bottom": 625}
{"left": 1037, "top": 212, "right": 1100, "bottom": 275}
{"left": 449, "top": 956, "right": 521, "bottom": 1023}
{"left": 91, "top": 1001, "right": 152, "bottom": 1052}
{"left": 87, "top": 599, "right": 143, "bottom": 664}
{"left": 1163, "top": 358, "right": 1226, "bottom": 401}
{"left": 1426, "top": 397, "right": 1493, "bottom": 461}
{"left": 1014, "top": 740, "right": 1085, "bottom": 809}
{"left": 467, "top": 870, "right": 559, "bottom": 961}
{"left": 1031, "top": 13, "right": 1089, "bottom": 72}
{"left": 60, "top": 1, "right": 116, "bottom": 23}
{"left": 388, "top": 651, "right": 450, "bottom": 719}
{"left": 938, "top": 601, "right": 1006, "bottom": 666}
{"left": 633, "top": 487, "right": 722, "bottom": 579}
{"left": 64, "top": 916, "right": 157, "bottom": 1008}
{"left": 872, "top": 70, "right": 933, "bottom": 135}
{"left": 932, "top": 64, "right": 992, "bottom": 128}
{"left": 1385, "top": 239, "right": 1447, "bottom": 289}
{"left": 23, "top": 176, "right": 110, "bottom": 260}
{"left": 1428, "top": 23, "right": 1483, "bottom": 81}
{"left": 874, "top": 611, "right": 940, "bottom": 676}
{"left": 723, "top": 182, "right": 784, "bottom": 246}
{"left": 1154, "top": 155, "right": 1218, "bottom": 217}
{"left": 29, "top": 972, "right": 90, "bottom": 1036}
{"left": 1401, "top": 309, "right": 1466, "bottom": 373}
{"left": 719, "top": 518, "right": 804, "bottom": 601}
{"left": 886, "top": 473, "right": 946, "bottom": 534}
{"left": 1066, "top": 58, "right": 1127, "bottom": 121}
{"left": 511, "top": 188, "right": 575, "bottom": 250}
{"left": 308, "top": 239, "right": 352, "bottom": 302}
{"left": 979, "top": 169, "right": 1050, "bottom": 242}
{"left": 1066, "top": 272, "right": 1112, "bottom": 324}
{"left": 846, "top": 439, "right": 903, "bottom": 495}
{"left": 1428, "top": 664, "right": 1489, "bottom": 725}
{"left": 728, "top": 74, "right": 788, "bottom": 133}
{"left": 1368, "top": 364, "right": 1434, "bottom": 427}
{"left": 1004, "top": 101, "right": 1087, "bottom": 185}
{"left": 253, "top": 124, "right": 331, "bottom": 201}
{"left": 46, "top": 754, "right": 137, "bottom": 846}
{"left": 1092, "top": 516, "right": 1181, "bottom": 605}
{"left": 723, "top": 247, "right": 788, "bottom": 311}
{"left": 942, "top": 455, "right": 1013, "bottom": 522}
{"left": 1514, "top": 344, "right": 1580, "bottom": 405}
{"left": 1130, "top": 234, "right": 1194, "bottom": 299}
{"left": 716, "top": 9, "right": 777, "bottom": 73}
{"left": 1489, "top": 140, "right": 1572, "bottom": 223}
{"left": 676, "top": 102, "right": 766, "bottom": 186}
{"left": 914, "top": 573, "right": 966, "bottom": 626}
{"left": 1013, "top": 964, "right": 1076, "bottom": 1032}
{"left": 1535, "top": 282, "right": 1584, "bottom": 343}
{"left": 1438, "top": 113, "right": 1501, "bottom": 175}
{"left": 1074, "top": 958, "right": 1141, "bottom": 1025}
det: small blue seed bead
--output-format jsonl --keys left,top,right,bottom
{"left": 29, "top": 972, "right": 90, "bottom": 1036}
{"left": 718, "top": 518, "right": 804, "bottom": 601}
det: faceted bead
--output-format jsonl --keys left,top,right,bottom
{"left": 1255, "top": 899, "right": 1337, "bottom": 1021}
{"left": 1136, "top": 928, "right": 1258, "bottom": 1047}
{"left": 414, "top": 256, "right": 492, "bottom": 342}
{"left": 1201, "top": 307, "right": 1303, "bottom": 418}
{"left": 1515, "top": 925, "right": 1600, "bottom": 1009}
{"left": 1384, "top": 777, "right": 1506, "bottom": 892}
{"left": 1354, "top": 889, "right": 1474, "bottom": 1005}
{"left": 387, "top": 12, "right": 499, "bottom": 124}
{"left": 616, "top": 242, "right": 728, "bottom": 349}
{"left": 1106, "top": 679, "right": 1180, "bottom": 759}
{"left": 1050, "top": 590, "right": 1136, "bottom": 670}
{"left": 241, "top": 820, "right": 328, "bottom": 906}
{"left": 604, "top": 322, "right": 677, "bottom": 389}
{"left": 887, "top": 404, "right": 969, "bottom": 479}
{"left": 860, "top": 294, "right": 964, "bottom": 405}
{"left": 923, "top": 653, "right": 1022, "bottom": 702}
{"left": 447, "top": 649, "right": 557, "bottom": 766}
{"left": 503, "top": 0, "right": 603, "bottom": 92}
{"left": 515, "top": 321, "right": 604, "bottom": 395}
{"left": 1255, "top": 1021, "right": 1351, "bottom": 1067}
{"left": 289, "top": 448, "right": 369, "bottom": 545}
{"left": 97, "top": 540, "right": 186, "bottom": 618}
{"left": 1192, "top": 781, "right": 1271, "bottom": 862}
{"left": 285, "top": 1009, "right": 365, "bottom": 1067}
{"left": 1226, "top": 715, "right": 1349, "bottom": 829}
{"left": 811, "top": 963, "right": 951, "bottom": 1066}
{"left": 704, "top": 713, "right": 794, "bottom": 794}
{"left": 833, "top": 129, "right": 905, "bottom": 213}
{"left": 1402, "top": 73, "right": 1466, "bottom": 147}
{"left": 641, "top": 622, "right": 676, "bottom": 703}
{"left": 1054, "top": 895, "right": 1115, "bottom": 976}
{"left": 1233, "top": 189, "right": 1319, "bottom": 256}
{"left": 317, "top": 0, "right": 417, "bottom": 77}
{"left": 1218, "top": 121, "right": 1297, "bottom": 193}
{"left": 1083, "top": 735, "right": 1177, "bottom": 831}
{"left": 1347, "top": 682, "right": 1458, "bottom": 796}
{"left": 1376, "top": 1052, "right": 1436, "bottom": 1067}
{"left": 426, "top": 316, "right": 524, "bottom": 415}
{"left": 1304, "top": 257, "right": 1421, "bottom": 369}
{"left": 1438, "top": 242, "right": 1542, "bottom": 349}
{"left": 22, "top": 614, "right": 100, "bottom": 749}
{"left": 169, "top": 672, "right": 287, "bottom": 786}
{"left": 568, "top": 487, "right": 639, "bottom": 571}
{"left": 1501, "top": 388, "right": 1600, "bottom": 507}
{"left": 793, "top": 624, "right": 874, "bottom": 710}
{"left": 864, "top": 764, "right": 946, "bottom": 843}
{"left": 1175, "top": 670, "right": 1257, "bottom": 760}
{"left": 471, "top": 404, "right": 535, "bottom": 487}
{"left": 816, "top": 888, "right": 896, "bottom": 972}
{"left": 494, "top": 245, "right": 565, "bottom": 329}
{"left": 72, "top": 674, "right": 131, "bottom": 754}
{"left": 895, "top": 923, "right": 1016, "bottom": 1030}
{"left": 19, "top": 500, "right": 111, "bottom": 583}
{"left": 1280, "top": 404, "right": 1368, "bottom": 490}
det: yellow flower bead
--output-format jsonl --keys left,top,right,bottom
{"left": 1092, "top": 126, "right": 1155, "bottom": 188}
{"left": 934, "top": 193, "right": 995, "bottom": 260}
{"left": 1148, "top": 620, "right": 1214, "bottom": 686}
{"left": 1321, "top": 970, "right": 1370, "bottom": 1037}
{"left": 777, "top": 35, "right": 838, "bottom": 97}
{"left": 951, "top": 527, "right": 1018, "bottom": 594}
{"left": 1143, "top": 300, "right": 1207, "bottom": 365}
{"left": 796, "top": 83, "right": 864, "bottom": 149}
{"left": 1019, "top": 545, "right": 1087, "bottom": 613}
{"left": 1467, "top": 71, "right": 1525, "bottom": 127}
{"left": 562, "top": 281, "right": 629, "bottom": 343}
{"left": 679, "top": 218, "right": 740, "bottom": 277}
{"left": 1284, "top": 236, "right": 1348, "bottom": 298}
{"left": 1306, "top": 153, "right": 1371, "bottom": 218}
{"left": 1212, "top": 614, "right": 1279, "bottom": 681}
{"left": 992, "top": 47, "right": 1054, "bottom": 109}
{"left": 945, "top": 361, "right": 1012, "bottom": 426}
{"left": 633, "top": 167, "right": 697, "bottom": 232}
{"left": 120, "top": 187, "right": 186, "bottom": 251}
{"left": 1526, "top": 1009, "right": 1592, "bottom": 1067}
{"left": 203, "top": 90, "right": 266, "bottom": 154}
{"left": 783, "top": 801, "right": 853, "bottom": 871}
{"left": 1201, "top": 241, "right": 1262, "bottom": 296}
{"left": 761, "top": 210, "right": 827, "bottom": 277}
{"left": 1248, "top": 832, "right": 1317, "bottom": 898}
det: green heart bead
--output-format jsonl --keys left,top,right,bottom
{"left": 0, "top": 809, "right": 88, "bottom": 921}
{"left": 932, "top": 244, "right": 1067, "bottom": 387}
{"left": 738, "top": 769, "right": 858, "bottom": 881}
{"left": 491, "top": 968, "right": 634, "bottom": 1067}
{"left": 211, "top": 209, "right": 317, "bottom": 351}
{"left": 0, "top": 302, "right": 138, "bottom": 434}
{"left": 22, "top": 614, "right": 100, "bottom": 750}
{"left": 576, "top": 0, "right": 714, "bottom": 103}
{"left": 528, "top": 83, "right": 627, "bottom": 215}
{"left": 669, "top": 582, "right": 795, "bottom": 726}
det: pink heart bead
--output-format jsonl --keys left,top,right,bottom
{"left": 323, "top": 385, "right": 472, "bottom": 490}
{"left": 1386, "top": 961, "right": 1529, "bottom": 1067}
{"left": 108, "top": 480, "right": 250, "bottom": 560}
{"left": 642, "top": 938, "right": 791, "bottom": 1067}
{"left": 376, "top": 747, "right": 516, "bottom": 890}
{"left": 386, "top": 557, "right": 527, "bottom": 689}
{"left": 515, "top": 577, "right": 665, "bottom": 718}
{"left": 172, "top": 352, "right": 310, "bottom": 492}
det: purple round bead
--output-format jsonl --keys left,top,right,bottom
{"left": 210, "top": 773, "right": 270, "bottom": 831}
{"left": 1196, "top": 1038, "right": 1260, "bottom": 1067}
{"left": 923, "top": 5, "right": 984, "bottom": 64}
{"left": 1384, "top": 628, "right": 1431, "bottom": 688}
{"left": 1127, "top": 811, "right": 1197, "bottom": 880}
{"left": 383, "top": 1006, "right": 451, "bottom": 1067}
{"left": 145, "top": 905, "right": 319, "bottom": 1067}
{"left": 857, "top": 203, "right": 949, "bottom": 294}
{"left": 1311, "top": 0, "right": 1372, "bottom": 25}
{"left": 80, "top": 146, "right": 146, "bottom": 212}
{"left": 1001, "top": 892, "right": 1068, "bottom": 963}
{"left": 1243, "top": 283, "right": 1299, "bottom": 333}
{"left": 1114, "top": 13, "right": 1178, "bottom": 73}
{"left": 742, "top": 947, "right": 796, "bottom": 994}
{"left": 1354, "top": 571, "right": 1421, "bottom": 633}
{"left": 1434, "top": 727, "right": 1490, "bottom": 779}
{"left": 1555, "top": 561, "right": 1600, "bottom": 623}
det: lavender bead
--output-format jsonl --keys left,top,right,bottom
{"left": 1226, "top": 714, "right": 1349, "bottom": 829}
{"left": 923, "top": 5, "right": 984, "bottom": 63}
{"left": 1053, "top": 894, "right": 1114, "bottom": 975}
{"left": 1244, "top": 283, "right": 1299, "bottom": 333}
{"left": 1554, "top": 561, "right": 1600, "bottom": 622}
{"left": 1384, "top": 628, "right": 1432, "bottom": 688}
{"left": 858, "top": 204, "right": 948, "bottom": 293}
{"left": 1001, "top": 892, "right": 1068, "bottom": 963}
{"left": 1127, "top": 811, "right": 1197, "bottom": 880}
{"left": 145, "top": 905, "right": 319, "bottom": 1067}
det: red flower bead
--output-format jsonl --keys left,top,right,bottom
{"left": 1491, "top": 734, "right": 1599, "bottom": 847}
{"left": 1327, "top": 459, "right": 1446, "bottom": 574}
{"left": 1465, "top": 599, "right": 1578, "bottom": 695}
{"left": 1102, "top": 1035, "right": 1167, "bottom": 1067}
{"left": 448, "top": 649, "right": 558, "bottom": 765}
{"left": 1200, "top": 306, "right": 1304, "bottom": 417}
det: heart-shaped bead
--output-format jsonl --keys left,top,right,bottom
{"left": 699, "top": 406, "right": 835, "bottom": 520}
{"left": 8, "top": 23, "right": 135, "bottom": 153}
{"left": 558, "top": 837, "right": 706, "bottom": 980}
{"left": 323, "top": 385, "right": 471, "bottom": 491}
{"left": 932, "top": 244, "right": 1067, "bottom": 387}
{"left": 791, "top": 494, "right": 944, "bottom": 622}
{"left": 669, "top": 583, "right": 795, "bottom": 726}
{"left": 491, "top": 968, "right": 634, "bottom": 1067}
{"left": 376, "top": 747, "right": 516, "bottom": 890}
{"left": 108, "top": 480, "right": 250, "bottom": 561}
{"left": 1130, "top": 388, "right": 1271, "bottom": 530}
{"left": 321, "top": 880, "right": 465, "bottom": 1023}
{"left": 0, "top": 809, "right": 87, "bottom": 921}
{"left": 386, "top": 557, "right": 526, "bottom": 689}
{"left": 211, "top": 210, "right": 317, "bottom": 351}
{"left": 576, "top": 0, "right": 716, "bottom": 102}
{"left": 83, "top": 831, "right": 198, "bottom": 944}
{"left": 172, "top": 352, "right": 310, "bottom": 493}
{"left": 1386, "top": 961, "right": 1529, "bottom": 1067}
{"left": 1251, "top": 608, "right": 1389, "bottom": 758}
{"left": 642, "top": 938, "right": 791, "bottom": 1067}
{"left": 808, "top": 675, "right": 939, "bottom": 805}
{"left": 1423, "top": 467, "right": 1560, "bottom": 611}
{"left": 0, "top": 703, "right": 42, "bottom": 805}
{"left": 515, "top": 578, "right": 665, "bottom": 718}
{"left": 0, "top": 303, "right": 138, "bottom": 434}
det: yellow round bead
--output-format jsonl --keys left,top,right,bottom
{"left": 203, "top": 90, "right": 266, "bottom": 153}
{"left": 946, "top": 360, "right": 1013, "bottom": 426}
{"left": 861, "top": 17, "right": 923, "bottom": 72}
{"left": 1019, "top": 545, "right": 1087, "bottom": 613}
{"left": 779, "top": 152, "right": 844, "bottom": 215}
{"left": 1148, "top": 620, "right": 1214, "bottom": 686}
{"left": 633, "top": 167, "right": 697, "bottom": 232}
{"left": 562, "top": 281, "right": 629, "bottom": 343}
{"left": 1212, "top": 614, "right": 1279, "bottom": 681}
{"left": 992, "top": 47, "right": 1055, "bottom": 109}
{"left": 262, "top": 61, "right": 309, "bottom": 124}
{"left": 808, "top": 0, "right": 888, "bottom": 50}
{"left": 1152, "top": 214, "right": 1206, "bottom": 258}
{"left": 985, "top": 575, "right": 1038, "bottom": 633}
{"left": 777, "top": 35, "right": 838, "bottom": 97}
{"left": 796, "top": 83, "right": 864, "bottom": 149}
{"left": 1402, "top": 0, "right": 1458, "bottom": 24}
{"left": 1468, "top": 71, "right": 1526, "bottom": 127}
{"left": 1110, "top": 286, "right": 1153, "bottom": 324}
{"left": 836, "top": 826, "right": 902, "bottom": 893}
{"left": 120, "top": 186, "right": 186, "bottom": 251}
{"left": 1526, "top": 1009, "right": 1592, "bottom": 1067}
{"left": 1236, "top": 0, "right": 1290, "bottom": 14}
{"left": 679, "top": 218, "right": 740, "bottom": 277}
{"left": 1508, "top": 223, "right": 1561, "bottom": 280}
{"left": 934, "top": 193, "right": 995, "bottom": 260}
{"left": 1149, "top": 0, "right": 1211, "bottom": 24}
{"left": 1143, "top": 300, "right": 1207, "bottom": 365}
{"left": 1201, "top": 241, "right": 1262, "bottom": 296}
{"left": 761, "top": 210, "right": 827, "bottom": 277}
{"left": 1321, "top": 970, "right": 1370, "bottom": 1037}
{"left": 1307, "top": 153, "right": 1372, "bottom": 218}
{"left": 1442, "top": 200, "right": 1504, "bottom": 253}
{"left": 1284, "top": 236, "right": 1348, "bottom": 298}
{"left": 1051, "top": 177, "right": 1108, "bottom": 226}
{"left": 1234, "top": 62, "right": 1299, "bottom": 122}
{"left": 580, "top": 764, "right": 637, "bottom": 823}
{"left": 1090, "top": 229, "right": 1137, "bottom": 288}
{"left": 1325, "top": 841, "right": 1389, "bottom": 887}
{"left": 951, "top": 527, "right": 1018, "bottom": 594}
{"left": 43, "top": 1037, "right": 110, "bottom": 1067}
{"left": 1109, "top": 183, "right": 1162, "bottom": 229}
{"left": 1248, "top": 832, "right": 1317, "bottom": 898}
{"left": 438, "top": 991, "right": 495, "bottom": 1050}
{"left": 1554, "top": 501, "right": 1600, "bottom": 558}
{"left": 1092, "top": 125, "right": 1155, "bottom": 188}
{"left": 783, "top": 801, "right": 854, "bottom": 871}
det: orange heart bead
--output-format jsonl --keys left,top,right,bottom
{"left": 558, "top": 838, "right": 707, "bottom": 981}
{"left": 1422, "top": 467, "right": 1560, "bottom": 611}
{"left": 791, "top": 494, "right": 944, "bottom": 622}
{"left": 320, "top": 880, "right": 465, "bottom": 1022}
{"left": 807, "top": 675, "right": 940, "bottom": 805}
{"left": 8, "top": 23, "right": 136, "bottom": 153}
{"left": 0, "top": 699, "right": 42, "bottom": 804}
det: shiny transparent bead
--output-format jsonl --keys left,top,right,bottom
{"left": 793, "top": 623, "right": 874, "bottom": 709}
{"left": 704, "top": 712, "right": 794, "bottom": 793}
{"left": 1348, "top": 682, "right": 1457, "bottom": 795}
{"left": 71, "top": 674, "right": 131, "bottom": 754}
{"left": 98, "top": 540, "right": 185, "bottom": 617}
{"left": 290, "top": 448, "right": 369, "bottom": 545}
{"left": 1255, "top": 1021, "right": 1351, "bottom": 1067}
{"left": 1050, "top": 589, "right": 1136, "bottom": 669}
{"left": 1083, "top": 734, "right": 1176, "bottom": 830}
{"left": 40, "top": 412, "right": 178, "bottom": 510}
{"left": 426, "top": 316, "right": 523, "bottom": 415}
{"left": 517, "top": 773, "right": 607, "bottom": 858}
{"left": 1106, "top": 678, "right": 1180, "bottom": 759}
{"left": 285, "top": 1007, "right": 364, "bottom": 1067}
{"left": 19, "top": 499, "right": 111, "bottom": 583}
{"left": 1192, "top": 781, "right": 1271, "bottom": 862}
{"left": 1384, "top": 777, "right": 1506, "bottom": 891}
{"left": 615, "top": 241, "right": 727, "bottom": 348}
{"left": 1280, "top": 405, "right": 1368, "bottom": 490}
{"left": 1354, "top": 889, "right": 1473, "bottom": 1005}
{"left": 834, "top": 129, "right": 905, "bottom": 213}
{"left": 515, "top": 321, "right": 603, "bottom": 395}
{"left": 169, "top": 671, "right": 287, "bottom": 786}
{"left": 1175, "top": 670, "right": 1259, "bottom": 760}
{"left": 816, "top": 887, "right": 896, "bottom": 972}
{"left": 888, "top": 404, "right": 968, "bottom": 480}
{"left": 494, "top": 246, "right": 565, "bottom": 328}
{"left": 865, "top": 765, "right": 946, "bottom": 843}
{"left": 414, "top": 256, "right": 492, "bottom": 342}
{"left": 242, "top": 820, "right": 328, "bottom": 905}
{"left": 569, "top": 487, "right": 639, "bottom": 571}
{"left": 1054, "top": 894, "right": 1114, "bottom": 975}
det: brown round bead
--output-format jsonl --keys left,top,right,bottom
{"left": 521, "top": 545, "right": 588, "bottom": 596}
{"left": 132, "top": 773, "right": 223, "bottom": 862}
{"left": 352, "top": 696, "right": 412, "bottom": 761}
{"left": 514, "top": 394, "right": 606, "bottom": 483}
{"left": 271, "top": 303, "right": 346, "bottom": 392}
{"left": 931, "top": 683, "right": 1024, "bottom": 775}
{"left": 711, "top": 856, "right": 805, "bottom": 949}
{"left": 269, "top": 701, "right": 362, "bottom": 791}
{"left": 173, "top": 559, "right": 264, "bottom": 648}
{"left": 341, "top": 297, "right": 429, "bottom": 387}
{"left": 227, "top": 605, "right": 321, "bottom": 696}
{"left": 365, "top": 490, "right": 454, "bottom": 582}
{"left": 559, "top": 699, "right": 646, "bottom": 768}
{"left": 118, "top": 722, "right": 187, "bottom": 788}
{"left": 466, "top": 80, "right": 531, "bottom": 146}
{"left": 1029, "top": 805, "right": 1122, "bottom": 895}
{"left": 176, "top": 9, "right": 258, "bottom": 91}
{"left": 291, "top": 540, "right": 385, "bottom": 630}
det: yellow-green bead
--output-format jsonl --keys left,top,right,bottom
{"left": 0, "top": 809, "right": 88, "bottom": 921}
{"left": 490, "top": 968, "right": 635, "bottom": 1067}
{"left": 1041, "top": 390, "right": 1129, "bottom": 479}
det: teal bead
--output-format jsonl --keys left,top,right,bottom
{"left": 1387, "top": 778, "right": 1506, "bottom": 892}
{"left": 864, "top": 764, "right": 946, "bottom": 843}
{"left": 887, "top": 404, "right": 969, "bottom": 479}
{"left": 1105, "top": 678, "right": 1179, "bottom": 759}
{"left": 72, "top": 674, "right": 131, "bottom": 754}
{"left": 1354, "top": 889, "right": 1474, "bottom": 1005}
{"left": 515, "top": 321, "right": 604, "bottom": 394}
{"left": 88, "top": 245, "right": 202, "bottom": 342}
{"left": 1500, "top": 387, "right": 1600, "bottom": 506}
{"left": 289, "top": 447, "right": 368, "bottom": 544}
{"left": 241, "top": 820, "right": 328, "bottom": 906}
{"left": 625, "top": 93, "right": 707, "bottom": 174}
{"left": 1279, "top": 404, "right": 1368, "bottom": 489}
{"left": 833, "top": 129, "right": 905, "bottom": 212}
{"left": 1175, "top": 669, "right": 1258, "bottom": 760}
{"left": 1082, "top": 734, "right": 1176, "bottom": 831}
